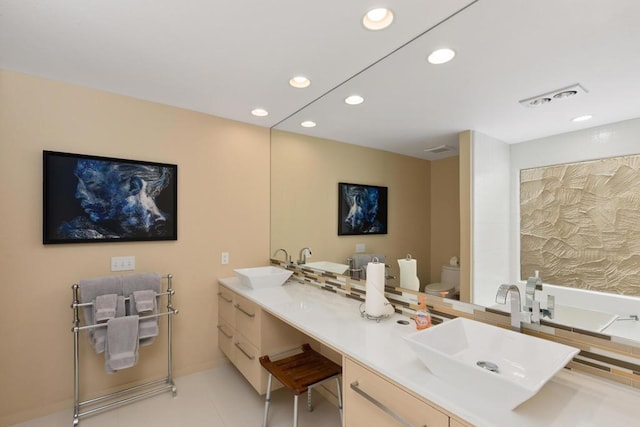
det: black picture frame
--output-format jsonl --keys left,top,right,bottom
{"left": 43, "top": 150, "right": 177, "bottom": 244}
{"left": 338, "top": 182, "right": 388, "bottom": 236}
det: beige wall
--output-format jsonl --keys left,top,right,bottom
{"left": 458, "top": 131, "right": 473, "bottom": 303}
{"left": 0, "top": 69, "right": 270, "bottom": 425}
{"left": 430, "top": 156, "right": 460, "bottom": 283}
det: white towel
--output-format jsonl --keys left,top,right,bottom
{"left": 94, "top": 294, "right": 118, "bottom": 323}
{"left": 105, "top": 315, "right": 139, "bottom": 372}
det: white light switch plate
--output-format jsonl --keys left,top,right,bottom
{"left": 111, "top": 256, "right": 135, "bottom": 271}
{"left": 356, "top": 243, "right": 366, "bottom": 253}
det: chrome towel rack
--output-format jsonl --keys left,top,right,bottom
{"left": 70, "top": 274, "right": 178, "bottom": 426}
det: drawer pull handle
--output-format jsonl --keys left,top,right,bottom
{"left": 234, "top": 303, "right": 256, "bottom": 318}
{"left": 234, "top": 342, "right": 255, "bottom": 360}
{"left": 350, "top": 381, "right": 421, "bottom": 427}
{"left": 216, "top": 325, "right": 232, "bottom": 339}
{"left": 217, "top": 292, "right": 232, "bottom": 303}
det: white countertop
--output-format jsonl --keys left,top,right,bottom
{"left": 218, "top": 277, "right": 640, "bottom": 427}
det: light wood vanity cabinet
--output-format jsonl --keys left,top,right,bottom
{"left": 217, "top": 284, "right": 307, "bottom": 394}
{"left": 449, "top": 419, "right": 471, "bottom": 427}
{"left": 344, "top": 357, "right": 471, "bottom": 427}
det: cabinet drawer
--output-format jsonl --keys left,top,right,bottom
{"left": 217, "top": 317, "right": 234, "bottom": 360}
{"left": 234, "top": 294, "right": 260, "bottom": 344}
{"left": 450, "top": 418, "right": 473, "bottom": 427}
{"left": 233, "top": 333, "right": 266, "bottom": 394}
{"left": 218, "top": 287, "right": 236, "bottom": 327}
{"left": 345, "top": 358, "right": 448, "bottom": 427}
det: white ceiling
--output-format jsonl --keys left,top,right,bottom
{"left": 2, "top": 0, "right": 639, "bottom": 160}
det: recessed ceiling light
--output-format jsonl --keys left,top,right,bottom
{"left": 289, "top": 76, "right": 311, "bottom": 88}
{"left": 519, "top": 84, "right": 587, "bottom": 108}
{"left": 528, "top": 97, "right": 552, "bottom": 107}
{"left": 251, "top": 108, "right": 269, "bottom": 117}
{"left": 572, "top": 114, "right": 593, "bottom": 122}
{"left": 427, "top": 48, "right": 456, "bottom": 64}
{"left": 553, "top": 90, "right": 578, "bottom": 99}
{"left": 345, "top": 95, "right": 364, "bottom": 105}
{"left": 363, "top": 8, "right": 394, "bottom": 30}
{"left": 301, "top": 121, "right": 316, "bottom": 128}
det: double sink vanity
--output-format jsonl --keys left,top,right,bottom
{"left": 217, "top": 265, "right": 640, "bottom": 426}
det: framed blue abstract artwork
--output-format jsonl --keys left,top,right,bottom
{"left": 338, "top": 182, "right": 387, "bottom": 236}
{"left": 43, "top": 151, "right": 177, "bottom": 244}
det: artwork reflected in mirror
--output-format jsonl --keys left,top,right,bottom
{"left": 520, "top": 154, "right": 640, "bottom": 296}
{"left": 43, "top": 150, "right": 177, "bottom": 244}
{"left": 338, "top": 182, "right": 387, "bottom": 236}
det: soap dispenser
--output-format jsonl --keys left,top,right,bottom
{"left": 414, "top": 295, "right": 432, "bottom": 330}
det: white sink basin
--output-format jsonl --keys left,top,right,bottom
{"left": 601, "top": 318, "right": 640, "bottom": 341}
{"left": 303, "top": 261, "right": 349, "bottom": 275}
{"left": 549, "top": 304, "right": 618, "bottom": 332}
{"left": 403, "top": 317, "right": 579, "bottom": 409}
{"left": 234, "top": 266, "right": 293, "bottom": 289}
{"left": 491, "top": 303, "right": 618, "bottom": 332}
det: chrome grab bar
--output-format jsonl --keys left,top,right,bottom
{"left": 234, "top": 342, "right": 255, "bottom": 360}
{"left": 216, "top": 324, "right": 232, "bottom": 339}
{"left": 217, "top": 292, "right": 232, "bottom": 303}
{"left": 234, "top": 303, "right": 255, "bottom": 318}
{"left": 350, "top": 381, "right": 424, "bottom": 427}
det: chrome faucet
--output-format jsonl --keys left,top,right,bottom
{"left": 273, "top": 248, "right": 290, "bottom": 265}
{"left": 298, "top": 247, "right": 312, "bottom": 265}
{"left": 524, "top": 271, "right": 554, "bottom": 321}
{"left": 538, "top": 295, "right": 555, "bottom": 320}
{"left": 495, "top": 284, "right": 530, "bottom": 332}
{"left": 524, "top": 271, "right": 542, "bottom": 311}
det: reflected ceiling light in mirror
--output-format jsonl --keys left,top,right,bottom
{"left": 251, "top": 108, "right": 269, "bottom": 117}
{"left": 345, "top": 95, "right": 364, "bottom": 105}
{"left": 289, "top": 76, "right": 311, "bottom": 88}
{"left": 301, "top": 120, "right": 317, "bottom": 128}
{"left": 427, "top": 48, "right": 456, "bottom": 64}
{"left": 572, "top": 114, "right": 593, "bottom": 122}
{"left": 363, "top": 8, "right": 394, "bottom": 30}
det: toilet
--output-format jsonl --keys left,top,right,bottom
{"left": 424, "top": 265, "right": 460, "bottom": 298}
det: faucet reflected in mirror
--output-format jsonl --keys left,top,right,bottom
{"left": 298, "top": 247, "right": 312, "bottom": 265}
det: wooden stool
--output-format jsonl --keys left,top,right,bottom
{"left": 259, "top": 344, "right": 343, "bottom": 427}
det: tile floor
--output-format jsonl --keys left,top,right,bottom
{"left": 11, "top": 364, "right": 342, "bottom": 427}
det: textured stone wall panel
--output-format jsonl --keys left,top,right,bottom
{"left": 520, "top": 154, "right": 640, "bottom": 296}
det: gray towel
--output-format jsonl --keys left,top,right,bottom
{"left": 105, "top": 315, "right": 139, "bottom": 372}
{"left": 93, "top": 296, "right": 126, "bottom": 354}
{"left": 79, "top": 275, "right": 123, "bottom": 352}
{"left": 94, "top": 294, "right": 118, "bottom": 323}
{"left": 78, "top": 275, "right": 123, "bottom": 326}
{"left": 122, "top": 272, "right": 162, "bottom": 296}
{"left": 133, "top": 290, "right": 156, "bottom": 314}
{"left": 130, "top": 291, "right": 159, "bottom": 343}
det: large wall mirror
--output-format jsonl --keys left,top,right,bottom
{"left": 270, "top": 0, "right": 640, "bottom": 344}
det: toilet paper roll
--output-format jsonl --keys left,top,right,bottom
{"left": 365, "top": 262, "right": 394, "bottom": 317}
{"left": 450, "top": 256, "right": 459, "bottom": 266}
{"left": 398, "top": 258, "right": 419, "bottom": 291}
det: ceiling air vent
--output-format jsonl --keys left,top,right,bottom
{"left": 424, "top": 145, "right": 456, "bottom": 154}
{"left": 519, "top": 83, "right": 588, "bottom": 108}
